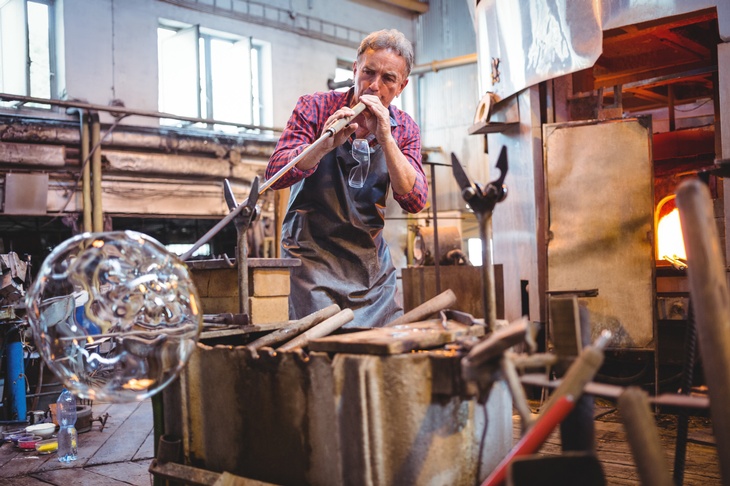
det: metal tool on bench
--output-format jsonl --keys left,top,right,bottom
{"left": 461, "top": 317, "right": 537, "bottom": 430}
{"left": 181, "top": 102, "right": 367, "bottom": 262}
{"left": 451, "top": 146, "right": 508, "bottom": 331}
{"left": 481, "top": 330, "right": 612, "bottom": 486}
{"left": 223, "top": 177, "right": 260, "bottom": 316}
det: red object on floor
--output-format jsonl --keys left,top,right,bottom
{"left": 481, "top": 394, "right": 577, "bottom": 486}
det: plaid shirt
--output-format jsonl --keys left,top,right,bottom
{"left": 266, "top": 90, "right": 428, "bottom": 213}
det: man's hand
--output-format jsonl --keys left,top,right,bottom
{"left": 357, "top": 94, "right": 392, "bottom": 144}
{"left": 294, "top": 105, "right": 359, "bottom": 172}
{"left": 322, "top": 105, "right": 359, "bottom": 149}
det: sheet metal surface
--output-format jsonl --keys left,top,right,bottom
{"left": 475, "top": 0, "right": 729, "bottom": 99}
{"left": 173, "top": 344, "right": 513, "bottom": 485}
{"left": 544, "top": 117, "right": 655, "bottom": 349}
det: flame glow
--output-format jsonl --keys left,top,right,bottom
{"left": 658, "top": 208, "right": 686, "bottom": 261}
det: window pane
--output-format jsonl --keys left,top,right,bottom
{"left": 199, "top": 36, "right": 208, "bottom": 121}
{"left": 250, "top": 46, "right": 260, "bottom": 127}
{"left": 158, "top": 25, "right": 200, "bottom": 125}
{"left": 210, "top": 37, "right": 251, "bottom": 132}
{"left": 28, "top": 1, "right": 51, "bottom": 99}
{"left": 0, "top": 0, "right": 28, "bottom": 100}
{"left": 333, "top": 66, "right": 352, "bottom": 92}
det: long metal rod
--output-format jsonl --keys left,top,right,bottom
{"left": 181, "top": 102, "right": 366, "bottom": 261}
{"left": 180, "top": 136, "right": 326, "bottom": 260}
{"left": 0, "top": 92, "right": 283, "bottom": 133}
{"left": 67, "top": 108, "right": 92, "bottom": 232}
{"left": 90, "top": 113, "right": 104, "bottom": 232}
{"left": 478, "top": 212, "right": 497, "bottom": 330}
{"left": 429, "top": 162, "right": 442, "bottom": 294}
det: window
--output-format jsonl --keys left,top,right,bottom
{"left": 158, "top": 22, "right": 270, "bottom": 132}
{"left": 0, "top": 0, "right": 55, "bottom": 107}
{"left": 333, "top": 59, "right": 353, "bottom": 93}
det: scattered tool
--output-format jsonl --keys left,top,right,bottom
{"left": 482, "top": 394, "right": 577, "bottom": 486}
{"left": 481, "top": 330, "right": 612, "bottom": 486}
{"left": 308, "top": 318, "right": 485, "bottom": 355}
{"left": 247, "top": 304, "right": 341, "bottom": 350}
{"left": 385, "top": 289, "right": 457, "bottom": 327}
{"left": 203, "top": 313, "right": 250, "bottom": 326}
{"left": 451, "top": 147, "right": 508, "bottom": 330}
{"left": 618, "top": 387, "right": 673, "bottom": 486}
{"left": 461, "top": 317, "right": 530, "bottom": 371}
{"left": 676, "top": 178, "right": 730, "bottom": 485}
{"left": 537, "top": 330, "right": 611, "bottom": 419}
{"left": 223, "top": 177, "right": 260, "bottom": 316}
{"left": 460, "top": 317, "right": 535, "bottom": 428}
{"left": 277, "top": 308, "right": 355, "bottom": 351}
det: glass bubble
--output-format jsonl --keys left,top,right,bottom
{"left": 25, "top": 231, "right": 202, "bottom": 403}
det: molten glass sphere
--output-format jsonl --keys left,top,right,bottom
{"left": 25, "top": 231, "right": 202, "bottom": 402}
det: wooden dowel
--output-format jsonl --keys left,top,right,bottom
{"left": 247, "top": 304, "right": 340, "bottom": 350}
{"left": 462, "top": 317, "right": 528, "bottom": 368}
{"left": 676, "top": 179, "right": 730, "bottom": 484}
{"left": 538, "top": 331, "right": 610, "bottom": 418}
{"left": 618, "top": 387, "right": 673, "bottom": 486}
{"left": 385, "top": 289, "right": 457, "bottom": 327}
{"left": 277, "top": 308, "right": 354, "bottom": 351}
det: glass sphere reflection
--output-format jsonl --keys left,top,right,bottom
{"left": 25, "top": 231, "right": 202, "bottom": 402}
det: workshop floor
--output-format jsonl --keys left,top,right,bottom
{"left": 525, "top": 398, "right": 721, "bottom": 485}
{"left": 0, "top": 399, "right": 154, "bottom": 485}
{"left": 0, "top": 396, "right": 720, "bottom": 485}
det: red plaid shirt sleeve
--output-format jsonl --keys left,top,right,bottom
{"left": 265, "top": 92, "right": 339, "bottom": 187}
{"left": 266, "top": 91, "right": 428, "bottom": 213}
{"left": 390, "top": 110, "right": 427, "bottom": 213}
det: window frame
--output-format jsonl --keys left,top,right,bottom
{"left": 0, "top": 0, "right": 57, "bottom": 108}
{"left": 158, "top": 21, "right": 270, "bottom": 132}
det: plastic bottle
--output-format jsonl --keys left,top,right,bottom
{"left": 56, "top": 388, "right": 78, "bottom": 462}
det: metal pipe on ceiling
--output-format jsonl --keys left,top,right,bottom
{"left": 375, "top": 0, "right": 429, "bottom": 14}
{"left": 410, "top": 53, "right": 477, "bottom": 76}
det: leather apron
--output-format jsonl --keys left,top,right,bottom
{"left": 281, "top": 138, "right": 403, "bottom": 328}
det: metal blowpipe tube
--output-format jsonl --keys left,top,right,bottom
{"left": 182, "top": 102, "right": 367, "bottom": 261}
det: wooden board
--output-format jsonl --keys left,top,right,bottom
{"left": 308, "top": 320, "right": 485, "bottom": 355}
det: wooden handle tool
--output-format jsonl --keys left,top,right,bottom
{"left": 385, "top": 289, "right": 457, "bottom": 327}
{"left": 278, "top": 308, "right": 354, "bottom": 351}
{"left": 676, "top": 178, "right": 730, "bottom": 484}
{"left": 325, "top": 101, "right": 367, "bottom": 136}
{"left": 618, "top": 387, "right": 673, "bottom": 486}
{"left": 247, "top": 304, "right": 341, "bottom": 350}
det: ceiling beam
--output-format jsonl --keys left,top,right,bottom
{"left": 375, "top": 0, "right": 428, "bottom": 14}
{"left": 603, "top": 9, "right": 717, "bottom": 45}
{"left": 628, "top": 88, "right": 668, "bottom": 104}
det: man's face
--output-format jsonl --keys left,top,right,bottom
{"left": 353, "top": 47, "right": 409, "bottom": 107}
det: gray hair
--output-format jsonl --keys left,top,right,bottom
{"left": 357, "top": 29, "right": 414, "bottom": 77}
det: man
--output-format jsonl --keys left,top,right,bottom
{"left": 266, "top": 29, "right": 427, "bottom": 328}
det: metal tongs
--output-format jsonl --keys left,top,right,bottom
{"left": 451, "top": 146, "right": 508, "bottom": 330}
{"left": 223, "top": 177, "right": 260, "bottom": 316}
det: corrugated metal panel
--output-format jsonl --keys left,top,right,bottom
{"left": 416, "top": 0, "right": 485, "bottom": 213}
